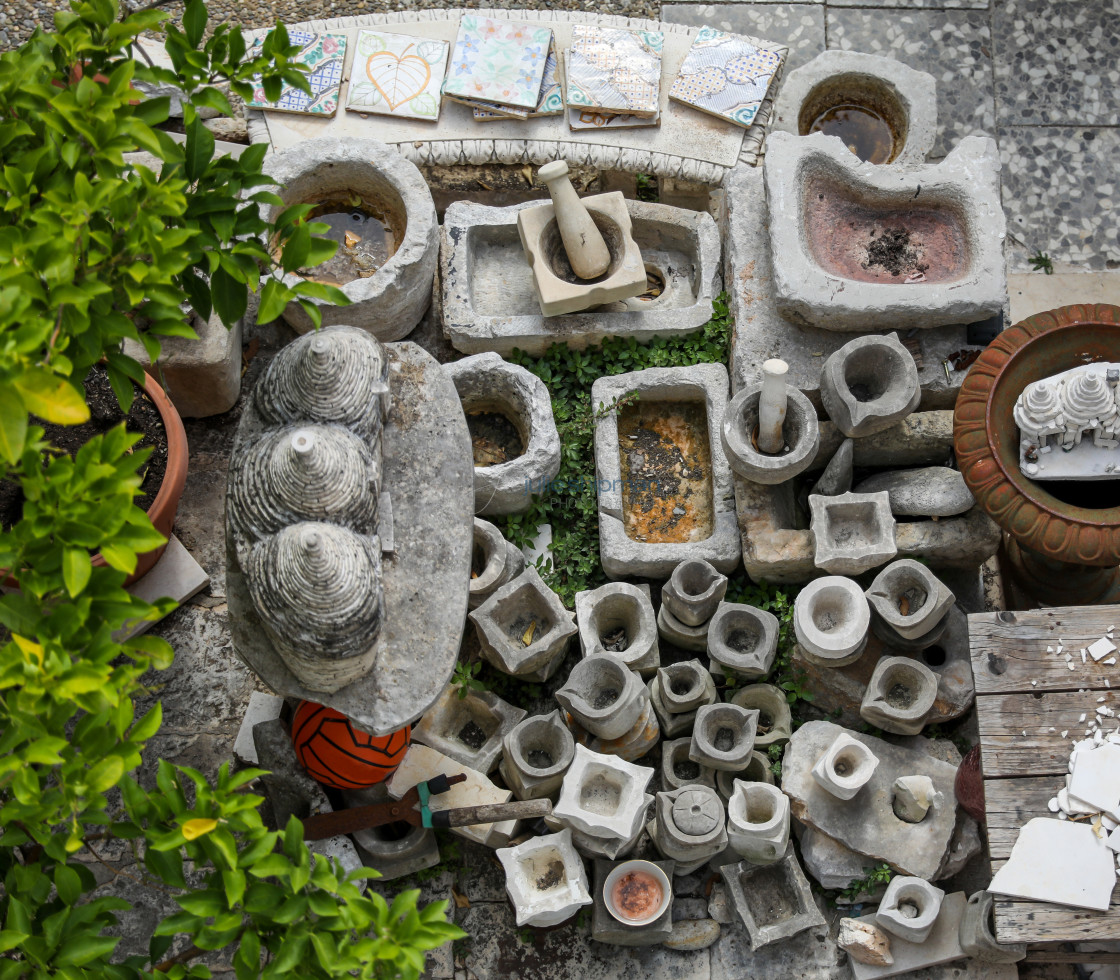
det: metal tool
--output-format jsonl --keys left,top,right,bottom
{"left": 302, "top": 773, "right": 552, "bottom": 841}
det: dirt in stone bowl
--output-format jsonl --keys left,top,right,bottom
{"left": 0, "top": 364, "right": 167, "bottom": 532}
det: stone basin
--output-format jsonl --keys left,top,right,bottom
{"left": 441, "top": 199, "right": 721, "bottom": 356}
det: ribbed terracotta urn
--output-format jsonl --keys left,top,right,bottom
{"left": 954, "top": 303, "right": 1120, "bottom": 608}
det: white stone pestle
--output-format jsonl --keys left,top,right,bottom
{"left": 757, "top": 358, "right": 789, "bottom": 455}
{"left": 537, "top": 160, "right": 611, "bottom": 280}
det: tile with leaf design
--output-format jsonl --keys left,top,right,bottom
{"left": 346, "top": 30, "right": 449, "bottom": 121}
{"left": 247, "top": 31, "right": 347, "bottom": 116}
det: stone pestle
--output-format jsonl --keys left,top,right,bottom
{"left": 538, "top": 160, "right": 611, "bottom": 280}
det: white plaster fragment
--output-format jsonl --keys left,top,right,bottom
{"left": 1089, "top": 637, "right": 1118, "bottom": 661}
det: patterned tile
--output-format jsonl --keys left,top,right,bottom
{"left": 565, "top": 25, "right": 664, "bottom": 117}
{"left": 346, "top": 31, "right": 449, "bottom": 121}
{"left": 442, "top": 15, "right": 552, "bottom": 111}
{"left": 247, "top": 31, "right": 347, "bottom": 116}
{"left": 999, "top": 127, "right": 1120, "bottom": 272}
{"left": 472, "top": 39, "right": 564, "bottom": 120}
{"left": 669, "top": 25, "right": 783, "bottom": 128}
{"left": 661, "top": 4, "right": 824, "bottom": 73}
{"left": 826, "top": 7, "right": 995, "bottom": 159}
{"left": 993, "top": 0, "right": 1120, "bottom": 126}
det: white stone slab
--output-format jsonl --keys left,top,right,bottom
{"left": 233, "top": 691, "right": 285, "bottom": 764}
{"left": 1090, "top": 637, "right": 1118, "bottom": 662}
{"left": 849, "top": 892, "right": 967, "bottom": 980}
{"left": 1069, "top": 743, "right": 1120, "bottom": 818}
{"left": 989, "top": 817, "right": 1115, "bottom": 912}
{"left": 117, "top": 535, "right": 210, "bottom": 640}
{"left": 386, "top": 744, "right": 517, "bottom": 847}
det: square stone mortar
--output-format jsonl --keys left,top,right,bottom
{"left": 442, "top": 198, "right": 721, "bottom": 355}
{"left": 721, "top": 163, "right": 985, "bottom": 412}
{"left": 591, "top": 858, "right": 676, "bottom": 946}
{"left": 780, "top": 720, "right": 958, "bottom": 880}
{"left": 732, "top": 411, "right": 1001, "bottom": 584}
{"left": 763, "top": 131, "right": 1007, "bottom": 332}
{"left": 721, "top": 845, "right": 826, "bottom": 950}
{"left": 411, "top": 682, "right": 527, "bottom": 774}
{"left": 809, "top": 490, "right": 897, "bottom": 576}
{"left": 592, "top": 363, "right": 740, "bottom": 579}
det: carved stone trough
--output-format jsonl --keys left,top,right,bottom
{"left": 441, "top": 199, "right": 721, "bottom": 356}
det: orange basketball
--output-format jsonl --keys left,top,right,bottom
{"left": 291, "top": 701, "right": 410, "bottom": 790}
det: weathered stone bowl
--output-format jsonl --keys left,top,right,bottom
{"left": 721, "top": 383, "right": 821, "bottom": 485}
{"left": 954, "top": 304, "right": 1120, "bottom": 606}
{"left": 263, "top": 138, "right": 438, "bottom": 340}
{"left": 469, "top": 518, "right": 525, "bottom": 610}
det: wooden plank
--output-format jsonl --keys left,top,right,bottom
{"left": 983, "top": 776, "right": 1063, "bottom": 859}
{"left": 969, "top": 604, "right": 1120, "bottom": 694}
{"left": 975, "top": 691, "right": 1120, "bottom": 776}
{"left": 990, "top": 871, "right": 1120, "bottom": 945}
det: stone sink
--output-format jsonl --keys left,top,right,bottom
{"left": 441, "top": 199, "right": 721, "bottom": 356}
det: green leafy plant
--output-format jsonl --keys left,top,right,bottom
{"left": 635, "top": 172, "right": 658, "bottom": 203}
{"left": 838, "top": 863, "right": 895, "bottom": 904}
{"left": 500, "top": 295, "right": 732, "bottom": 607}
{"left": 0, "top": 1, "right": 462, "bottom": 975}
{"left": 767, "top": 742, "right": 783, "bottom": 780}
{"left": 452, "top": 661, "right": 487, "bottom": 699}
{"left": 1029, "top": 250, "right": 1054, "bottom": 275}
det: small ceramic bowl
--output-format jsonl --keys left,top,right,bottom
{"left": 603, "top": 860, "right": 672, "bottom": 927}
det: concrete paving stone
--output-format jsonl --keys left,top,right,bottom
{"left": 993, "top": 0, "right": 1120, "bottom": 127}
{"left": 709, "top": 912, "right": 840, "bottom": 980}
{"left": 1009, "top": 270, "right": 1120, "bottom": 324}
{"left": 661, "top": 4, "right": 825, "bottom": 72}
{"left": 998, "top": 127, "right": 1120, "bottom": 272}
{"left": 825, "top": 7, "right": 994, "bottom": 160}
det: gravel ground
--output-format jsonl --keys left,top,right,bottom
{"left": 2, "top": 0, "right": 659, "bottom": 49}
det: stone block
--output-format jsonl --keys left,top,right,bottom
{"left": 764, "top": 132, "right": 1007, "bottom": 332}
{"left": 809, "top": 491, "right": 897, "bottom": 576}
{"left": 444, "top": 352, "right": 561, "bottom": 516}
{"left": 469, "top": 518, "right": 525, "bottom": 610}
{"left": 726, "top": 780, "right": 789, "bottom": 866}
{"left": 781, "top": 721, "right": 959, "bottom": 879}
{"left": 517, "top": 190, "right": 646, "bottom": 317}
{"left": 496, "top": 828, "right": 592, "bottom": 927}
{"left": 721, "top": 382, "right": 820, "bottom": 485}
{"left": 470, "top": 565, "right": 577, "bottom": 679}
{"left": 865, "top": 559, "right": 955, "bottom": 641}
{"left": 122, "top": 311, "right": 241, "bottom": 418}
{"left": 591, "top": 858, "right": 675, "bottom": 946}
{"left": 707, "top": 601, "right": 779, "bottom": 681}
{"left": 690, "top": 704, "right": 758, "bottom": 772}
{"left": 386, "top": 744, "right": 516, "bottom": 848}
{"left": 263, "top": 138, "right": 438, "bottom": 340}
{"left": 552, "top": 744, "right": 654, "bottom": 842}
{"left": 837, "top": 918, "right": 894, "bottom": 968}
{"left": 660, "top": 736, "right": 717, "bottom": 792}
{"left": 810, "top": 732, "right": 880, "bottom": 801}
{"left": 656, "top": 604, "right": 710, "bottom": 653}
{"left": 793, "top": 576, "right": 870, "bottom": 668}
{"left": 771, "top": 50, "right": 937, "bottom": 167}
{"left": 651, "top": 785, "right": 728, "bottom": 874}
{"left": 891, "top": 776, "right": 938, "bottom": 824}
{"left": 849, "top": 892, "right": 968, "bottom": 980}
{"left": 859, "top": 656, "right": 939, "bottom": 736}
{"left": 661, "top": 559, "right": 728, "bottom": 627}
{"left": 722, "top": 846, "right": 827, "bottom": 950}
{"left": 500, "top": 710, "right": 576, "bottom": 801}
{"left": 727, "top": 684, "right": 791, "bottom": 750}
{"left": 555, "top": 654, "right": 648, "bottom": 740}
{"left": 810, "top": 437, "right": 854, "bottom": 497}
{"left": 798, "top": 826, "right": 887, "bottom": 897}
{"left": 592, "top": 364, "right": 740, "bottom": 579}
{"left": 856, "top": 466, "right": 975, "bottom": 519}
{"left": 440, "top": 198, "right": 721, "bottom": 356}
{"left": 818, "top": 334, "right": 921, "bottom": 439}
{"left": 875, "top": 876, "right": 945, "bottom": 944}
{"left": 411, "top": 683, "right": 526, "bottom": 774}
{"left": 575, "top": 581, "right": 659, "bottom": 675}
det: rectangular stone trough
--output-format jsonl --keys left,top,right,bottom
{"left": 441, "top": 199, "right": 721, "bottom": 356}
{"left": 733, "top": 412, "right": 1000, "bottom": 584}
{"left": 593, "top": 364, "right": 739, "bottom": 579}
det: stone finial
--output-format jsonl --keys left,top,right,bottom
{"left": 1060, "top": 370, "right": 1115, "bottom": 449}
{"left": 254, "top": 326, "right": 389, "bottom": 441}
{"left": 246, "top": 522, "right": 384, "bottom": 693}
{"left": 537, "top": 160, "right": 611, "bottom": 280}
{"left": 1013, "top": 379, "right": 1064, "bottom": 447}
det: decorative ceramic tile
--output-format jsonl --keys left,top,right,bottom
{"left": 662, "top": 5, "right": 824, "bottom": 74}
{"left": 565, "top": 25, "right": 664, "bottom": 118}
{"left": 568, "top": 107, "right": 661, "bottom": 131}
{"left": 345, "top": 31, "right": 449, "bottom": 121}
{"left": 443, "top": 15, "right": 553, "bottom": 111}
{"left": 247, "top": 31, "right": 347, "bottom": 117}
{"left": 467, "top": 100, "right": 532, "bottom": 121}
{"left": 469, "top": 38, "right": 561, "bottom": 120}
{"left": 669, "top": 26, "right": 782, "bottom": 128}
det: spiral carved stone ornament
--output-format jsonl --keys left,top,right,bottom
{"left": 228, "top": 424, "right": 380, "bottom": 543}
{"left": 255, "top": 325, "right": 389, "bottom": 441}
{"left": 1012, "top": 380, "right": 1064, "bottom": 445}
{"left": 954, "top": 303, "right": 1120, "bottom": 569}
{"left": 246, "top": 522, "right": 385, "bottom": 694}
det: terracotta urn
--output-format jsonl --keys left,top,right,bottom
{"left": 954, "top": 304, "right": 1120, "bottom": 607}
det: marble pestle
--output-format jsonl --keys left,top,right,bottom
{"left": 538, "top": 160, "right": 611, "bottom": 280}
{"left": 757, "top": 359, "right": 789, "bottom": 455}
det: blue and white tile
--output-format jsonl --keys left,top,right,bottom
{"left": 662, "top": 4, "right": 825, "bottom": 72}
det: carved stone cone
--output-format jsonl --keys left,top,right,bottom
{"left": 538, "top": 160, "right": 611, "bottom": 280}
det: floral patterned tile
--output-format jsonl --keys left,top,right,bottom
{"left": 247, "top": 31, "right": 347, "bottom": 116}
{"left": 471, "top": 39, "right": 563, "bottom": 121}
{"left": 565, "top": 25, "right": 664, "bottom": 117}
{"left": 442, "top": 15, "right": 552, "bottom": 111}
{"left": 346, "top": 31, "right": 449, "bottom": 121}
{"left": 669, "top": 25, "right": 783, "bottom": 128}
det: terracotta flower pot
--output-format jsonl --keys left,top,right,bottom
{"left": 91, "top": 371, "right": 189, "bottom": 586}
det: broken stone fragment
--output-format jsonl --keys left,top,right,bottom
{"left": 838, "top": 917, "right": 894, "bottom": 966}
{"left": 810, "top": 437, "right": 854, "bottom": 497}
{"left": 891, "top": 775, "right": 938, "bottom": 823}
{"left": 662, "top": 917, "right": 721, "bottom": 951}
{"left": 854, "top": 466, "right": 975, "bottom": 518}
